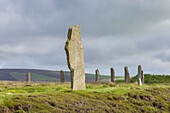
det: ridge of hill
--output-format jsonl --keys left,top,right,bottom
{"left": 0, "top": 69, "right": 123, "bottom": 82}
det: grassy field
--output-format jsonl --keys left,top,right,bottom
{"left": 0, "top": 81, "right": 169, "bottom": 113}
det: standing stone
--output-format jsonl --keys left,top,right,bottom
{"left": 138, "top": 65, "right": 142, "bottom": 86}
{"left": 60, "top": 70, "right": 65, "bottom": 83}
{"left": 141, "top": 70, "right": 144, "bottom": 84}
{"left": 138, "top": 78, "right": 142, "bottom": 86}
{"left": 26, "top": 72, "right": 31, "bottom": 82}
{"left": 110, "top": 67, "right": 115, "bottom": 82}
{"left": 95, "top": 69, "right": 100, "bottom": 82}
{"left": 64, "top": 25, "right": 86, "bottom": 90}
{"left": 124, "top": 66, "right": 130, "bottom": 83}
{"left": 138, "top": 65, "right": 142, "bottom": 79}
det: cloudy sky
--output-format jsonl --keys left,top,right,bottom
{"left": 0, "top": 0, "right": 170, "bottom": 76}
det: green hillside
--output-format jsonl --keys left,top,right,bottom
{"left": 0, "top": 74, "right": 169, "bottom": 112}
{"left": 130, "top": 74, "right": 170, "bottom": 83}
{"left": 10, "top": 72, "right": 59, "bottom": 81}
{"left": 0, "top": 81, "right": 169, "bottom": 112}
{"left": 85, "top": 73, "right": 123, "bottom": 79}
{"left": 3, "top": 69, "right": 123, "bottom": 82}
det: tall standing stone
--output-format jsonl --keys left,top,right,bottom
{"left": 95, "top": 69, "right": 100, "bottom": 82}
{"left": 141, "top": 70, "right": 144, "bottom": 84}
{"left": 138, "top": 65, "right": 142, "bottom": 79}
{"left": 26, "top": 72, "right": 31, "bottom": 82}
{"left": 110, "top": 67, "right": 115, "bottom": 82}
{"left": 64, "top": 25, "right": 86, "bottom": 90}
{"left": 60, "top": 70, "right": 65, "bottom": 83}
{"left": 138, "top": 78, "right": 142, "bottom": 86}
{"left": 138, "top": 65, "right": 142, "bottom": 86}
{"left": 124, "top": 66, "right": 130, "bottom": 83}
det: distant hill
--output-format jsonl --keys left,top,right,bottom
{"left": 130, "top": 74, "right": 170, "bottom": 83}
{"left": 0, "top": 69, "right": 123, "bottom": 82}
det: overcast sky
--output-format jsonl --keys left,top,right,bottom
{"left": 0, "top": 0, "right": 170, "bottom": 76}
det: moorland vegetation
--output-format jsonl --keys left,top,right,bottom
{"left": 0, "top": 74, "right": 169, "bottom": 113}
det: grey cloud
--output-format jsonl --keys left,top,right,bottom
{"left": 84, "top": 35, "right": 170, "bottom": 75}
{"left": 0, "top": 0, "right": 170, "bottom": 75}
{"left": 62, "top": 0, "right": 170, "bottom": 37}
{"left": 1, "top": 0, "right": 170, "bottom": 39}
{"left": 0, "top": 0, "right": 67, "bottom": 38}
{"left": 153, "top": 50, "right": 170, "bottom": 63}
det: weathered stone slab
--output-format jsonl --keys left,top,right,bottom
{"left": 110, "top": 67, "right": 115, "bottom": 82}
{"left": 95, "top": 69, "right": 100, "bottom": 82}
{"left": 138, "top": 65, "right": 142, "bottom": 86}
{"left": 141, "top": 70, "right": 144, "bottom": 84}
{"left": 124, "top": 66, "right": 130, "bottom": 83}
{"left": 138, "top": 78, "right": 142, "bottom": 86}
{"left": 60, "top": 70, "right": 65, "bottom": 83}
{"left": 26, "top": 72, "right": 31, "bottom": 82}
{"left": 138, "top": 65, "right": 142, "bottom": 79}
{"left": 64, "top": 25, "right": 86, "bottom": 90}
